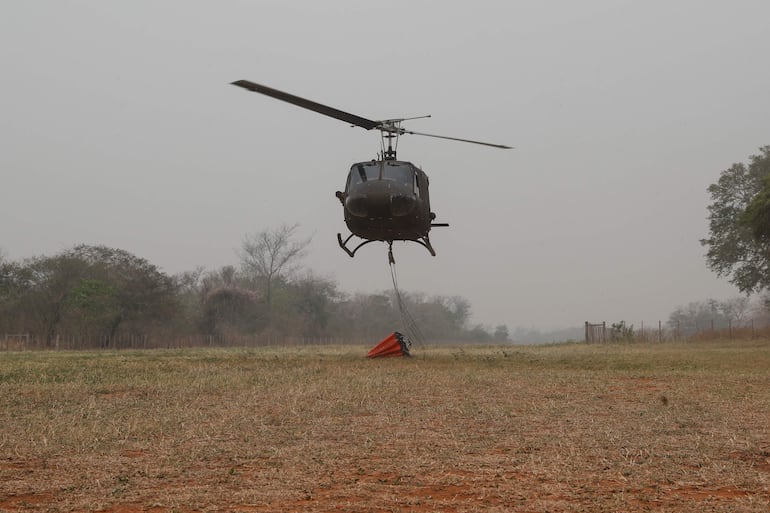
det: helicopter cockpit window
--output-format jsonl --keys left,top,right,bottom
{"left": 350, "top": 163, "right": 380, "bottom": 185}
{"left": 382, "top": 162, "right": 414, "bottom": 188}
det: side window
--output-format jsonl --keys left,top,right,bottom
{"left": 414, "top": 173, "right": 420, "bottom": 197}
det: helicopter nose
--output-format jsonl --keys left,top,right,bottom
{"left": 390, "top": 194, "right": 415, "bottom": 216}
{"left": 346, "top": 193, "right": 415, "bottom": 217}
{"left": 345, "top": 181, "right": 415, "bottom": 218}
{"left": 346, "top": 195, "right": 369, "bottom": 217}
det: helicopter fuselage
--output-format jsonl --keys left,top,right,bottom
{"left": 230, "top": 79, "right": 508, "bottom": 259}
{"left": 336, "top": 159, "right": 443, "bottom": 257}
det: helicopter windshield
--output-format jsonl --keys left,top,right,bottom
{"left": 382, "top": 162, "right": 414, "bottom": 187}
{"left": 348, "top": 161, "right": 415, "bottom": 189}
{"left": 350, "top": 162, "right": 380, "bottom": 185}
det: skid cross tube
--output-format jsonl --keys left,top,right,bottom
{"left": 337, "top": 233, "right": 437, "bottom": 259}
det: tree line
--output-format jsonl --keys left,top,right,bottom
{"left": 0, "top": 225, "right": 509, "bottom": 348}
{"left": 9, "top": 143, "right": 767, "bottom": 349}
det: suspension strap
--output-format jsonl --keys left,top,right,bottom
{"left": 388, "top": 250, "right": 424, "bottom": 348}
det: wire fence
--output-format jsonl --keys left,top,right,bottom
{"left": 0, "top": 333, "right": 370, "bottom": 352}
{"left": 584, "top": 318, "right": 770, "bottom": 343}
{"left": 4, "top": 319, "right": 770, "bottom": 351}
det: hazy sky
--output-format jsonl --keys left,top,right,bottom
{"left": 2, "top": 1, "right": 769, "bottom": 331}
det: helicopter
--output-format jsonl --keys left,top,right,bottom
{"left": 231, "top": 79, "right": 511, "bottom": 261}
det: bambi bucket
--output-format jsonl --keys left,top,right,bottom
{"left": 367, "top": 331, "right": 411, "bottom": 358}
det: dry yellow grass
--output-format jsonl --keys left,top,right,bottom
{"left": 1, "top": 341, "right": 769, "bottom": 512}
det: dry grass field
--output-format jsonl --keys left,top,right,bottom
{"left": 1, "top": 340, "right": 769, "bottom": 512}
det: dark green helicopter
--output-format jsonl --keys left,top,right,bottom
{"left": 231, "top": 80, "right": 511, "bottom": 261}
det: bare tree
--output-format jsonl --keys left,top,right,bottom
{"left": 240, "top": 224, "right": 311, "bottom": 308}
{"left": 720, "top": 296, "right": 752, "bottom": 327}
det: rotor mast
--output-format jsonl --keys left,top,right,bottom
{"left": 380, "top": 126, "right": 398, "bottom": 160}
{"left": 377, "top": 115, "right": 432, "bottom": 160}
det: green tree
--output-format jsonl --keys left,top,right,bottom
{"left": 610, "top": 321, "right": 634, "bottom": 342}
{"left": 0, "top": 245, "right": 177, "bottom": 344}
{"left": 64, "top": 278, "right": 120, "bottom": 337}
{"left": 65, "top": 245, "right": 177, "bottom": 338}
{"left": 741, "top": 174, "right": 770, "bottom": 243}
{"left": 0, "top": 259, "right": 35, "bottom": 334}
{"left": 11, "top": 253, "right": 90, "bottom": 344}
{"left": 702, "top": 146, "right": 770, "bottom": 293}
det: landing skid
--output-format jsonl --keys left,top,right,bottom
{"left": 337, "top": 233, "right": 377, "bottom": 258}
{"left": 413, "top": 236, "right": 437, "bottom": 256}
{"left": 337, "top": 233, "right": 437, "bottom": 260}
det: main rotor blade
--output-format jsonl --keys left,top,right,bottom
{"left": 231, "top": 80, "right": 380, "bottom": 131}
{"left": 399, "top": 129, "right": 512, "bottom": 149}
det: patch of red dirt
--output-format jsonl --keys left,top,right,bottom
{"left": 0, "top": 458, "right": 43, "bottom": 470}
{"left": 666, "top": 486, "right": 751, "bottom": 500}
{"left": 0, "top": 493, "right": 55, "bottom": 510}
{"left": 96, "top": 507, "right": 185, "bottom": 513}
{"left": 730, "top": 449, "right": 770, "bottom": 472}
